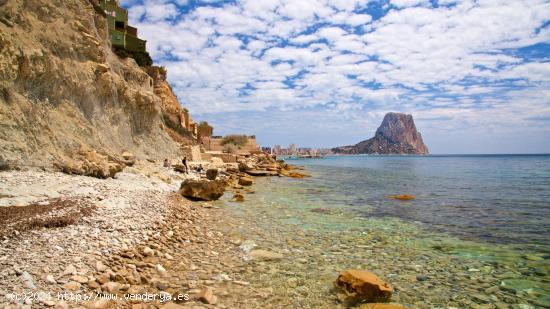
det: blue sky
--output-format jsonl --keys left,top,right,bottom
{"left": 120, "top": 0, "right": 550, "bottom": 153}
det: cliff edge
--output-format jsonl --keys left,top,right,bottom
{"left": 0, "top": 0, "right": 195, "bottom": 168}
{"left": 333, "top": 113, "right": 429, "bottom": 155}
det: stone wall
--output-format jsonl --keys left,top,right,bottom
{"left": 181, "top": 145, "right": 202, "bottom": 162}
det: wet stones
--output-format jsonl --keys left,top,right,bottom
{"left": 334, "top": 270, "right": 393, "bottom": 305}
{"left": 249, "top": 250, "right": 284, "bottom": 261}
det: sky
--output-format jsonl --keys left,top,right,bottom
{"left": 120, "top": 0, "right": 550, "bottom": 154}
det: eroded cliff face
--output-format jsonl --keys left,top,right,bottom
{"left": 333, "top": 113, "right": 429, "bottom": 155}
{"left": 0, "top": 0, "right": 192, "bottom": 167}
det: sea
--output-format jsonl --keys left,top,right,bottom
{"left": 216, "top": 154, "right": 550, "bottom": 307}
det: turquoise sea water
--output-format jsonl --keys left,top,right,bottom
{"left": 286, "top": 154, "right": 550, "bottom": 250}
{"left": 218, "top": 154, "right": 550, "bottom": 307}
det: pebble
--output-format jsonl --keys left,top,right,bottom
{"left": 20, "top": 271, "right": 36, "bottom": 289}
{"left": 198, "top": 287, "right": 217, "bottom": 304}
{"left": 63, "top": 281, "right": 81, "bottom": 291}
{"left": 416, "top": 275, "right": 428, "bottom": 282}
{"left": 45, "top": 275, "right": 56, "bottom": 284}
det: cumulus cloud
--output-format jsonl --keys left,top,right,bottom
{"left": 122, "top": 0, "right": 550, "bottom": 152}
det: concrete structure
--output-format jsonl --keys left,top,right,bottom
{"left": 98, "top": 0, "right": 146, "bottom": 53}
{"left": 181, "top": 145, "right": 201, "bottom": 162}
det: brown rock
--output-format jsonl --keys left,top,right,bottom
{"left": 63, "top": 281, "right": 81, "bottom": 291}
{"left": 238, "top": 176, "right": 254, "bottom": 186}
{"left": 102, "top": 281, "right": 120, "bottom": 293}
{"left": 178, "top": 179, "right": 225, "bottom": 201}
{"left": 71, "top": 275, "right": 89, "bottom": 284}
{"left": 198, "top": 287, "right": 217, "bottom": 304}
{"left": 334, "top": 270, "right": 393, "bottom": 305}
{"left": 95, "top": 261, "right": 108, "bottom": 272}
{"left": 246, "top": 169, "right": 278, "bottom": 176}
{"left": 84, "top": 299, "right": 112, "bottom": 309}
{"left": 97, "top": 273, "right": 110, "bottom": 284}
{"left": 143, "top": 246, "right": 154, "bottom": 256}
{"left": 206, "top": 168, "right": 218, "bottom": 180}
{"left": 232, "top": 193, "right": 245, "bottom": 202}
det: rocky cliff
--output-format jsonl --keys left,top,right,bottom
{"left": 0, "top": 0, "right": 195, "bottom": 168}
{"left": 333, "top": 113, "right": 429, "bottom": 155}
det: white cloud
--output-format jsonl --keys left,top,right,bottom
{"left": 123, "top": 0, "right": 550, "bottom": 151}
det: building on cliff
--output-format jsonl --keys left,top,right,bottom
{"left": 146, "top": 66, "right": 200, "bottom": 141}
{"left": 98, "top": 0, "right": 146, "bottom": 53}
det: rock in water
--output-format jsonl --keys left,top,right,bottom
{"left": 206, "top": 168, "right": 218, "bottom": 180}
{"left": 334, "top": 270, "right": 393, "bottom": 305}
{"left": 332, "top": 113, "right": 429, "bottom": 154}
{"left": 179, "top": 179, "right": 225, "bottom": 201}
{"left": 238, "top": 176, "right": 254, "bottom": 186}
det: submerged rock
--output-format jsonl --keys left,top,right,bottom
{"left": 179, "top": 179, "right": 225, "bottom": 201}
{"left": 246, "top": 169, "right": 279, "bottom": 176}
{"left": 249, "top": 249, "right": 284, "bottom": 261}
{"left": 334, "top": 270, "right": 393, "bottom": 305}
{"left": 238, "top": 176, "right": 254, "bottom": 186}
{"left": 386, "top": 195, "right": 416, "bottom": 201}
{"left": 232, "top": 193, "right": 245, "bottom": 202}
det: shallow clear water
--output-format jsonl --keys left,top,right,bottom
{"left": 287, "top": 155, "right": 550, "bottom": 250}
{"left": 217, "top": 155, "right": 550, "bottom": 307}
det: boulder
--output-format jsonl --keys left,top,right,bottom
{"left": 334, "top": 270, "right": 393, "bottom": 305}
{"left": 173, "top": 164, "right": 187, "bottom": 173}
{"left": 206, "top": 168, "right": 218, "bottom": 180}
{"left": 179, "top": 179, "right": 225, "bottom": 201}
{"left": 238, "top": 176, "right": 254, "bottom": 186}
{"left": 232, "top": 193, "right": 244, "bottom": 202}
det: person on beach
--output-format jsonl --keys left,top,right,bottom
{"left": 163, "top": 159, "right": 171, "bottom": 168}
{"left": 195, "top": 164, "right": 204, "bottom": 173}
{"left": 182, "top": 156, "right": 188, "bottom": 174}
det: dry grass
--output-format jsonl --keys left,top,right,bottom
{"left": 0, "top": 198, "right": 95, "bottom": 237}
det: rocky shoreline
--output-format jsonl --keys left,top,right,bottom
{"left": 0, "top": 154, "right": 314, "bottom": 309}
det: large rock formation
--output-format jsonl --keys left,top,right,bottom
{"left": 0, "top": 0, "right": 197, "bottom": 168}
{"left": 333, "top": 113, "right": 429, "bottom": 154}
